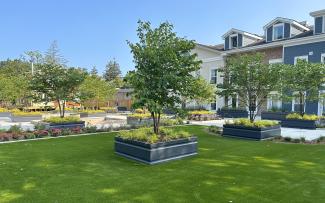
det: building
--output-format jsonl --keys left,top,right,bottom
{"left": 193, "top": 9, "right": 325, "bottom": 116}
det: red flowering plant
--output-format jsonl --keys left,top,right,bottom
{"left": 34, "top": 130, "right": 49, "bottom": 138}
{"left": 50, "top": 128, "right": 62, "bottom": 137}
{"left": 71, "top": 126, "right": 83, "bottom": 134}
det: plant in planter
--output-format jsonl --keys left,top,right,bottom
{"left": 281, "top": 113, "right": 320, "bottom": 129}
{"left": 217, "top": 107, "right": 248, "bottom": 118}
{"left": 223, "top": 119, "right": 281, "bottom": 140}
{"left": 118, "top": 21, "right": 214, "bottom": 164}
{"left": 217, "top": 53, "right": 283, "bottom": 122}
{"left": 42, "top": 116, "right": 85, "bottom": 130}
{"left": 188, "top": 110, "right": 216, "bottom": 121}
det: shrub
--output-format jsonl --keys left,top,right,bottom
{"left": 134, "top": 108, "right": 144, "bottom": 114}
{"left": 128, "top": 113, "right": 152, "bottom": 119}
{"left": 286, "top": 113, "right": 319, "bottom": 121}
{"left": 161, "top": 118, "right": 184, "bottom": 126}
{"left": 229, "top": 119, "right": 278, "bottom": 128}
{"left": 50, "top": 128, "right": 62, "bottom": 137}
{"left": 0, "top": 108, "right": 9, "bottom": 112}
{"left": 283, "top": 137, "right": 292, "bottom": 142}
{"left": 117, "top": 127, "right": 191, "bottom": 144}
{"left": 188, "top": 110, "right": 214, "bottom": 115}
{"left": 43, "top": 116, "right": 81, "bottom": 124}
{"left": 208, "top": 126, "right": 221, "bottom": 134}
{"left": 8, "top": 125, "right": 22, "bottom": 134}
{"left": 84, "top": 126, "right": 98, "bottom": 133}
{"left": 34, "top": 130, "right": 49, "bottom": 138}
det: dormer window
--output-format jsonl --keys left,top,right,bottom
{"left": 273, "top": 23, "right": 284, "bottom": 40}
{"left": 230, "top": 34, "right": 238, "bottom": 48}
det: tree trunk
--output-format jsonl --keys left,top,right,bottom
{"left": 299, "top": 92, "right": 304, "bottom": 116}
{"left": 62, "top": 101, "right": 65, "bottom": 118}
{"left": 57, "top": 99, "right": 63, "bottom": 118}
{"left": 151, "top": 112, "right": 159, "bottom": 135}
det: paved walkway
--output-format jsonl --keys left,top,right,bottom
{"left": 190, "top": 119, "right": 325, "bottom": 141}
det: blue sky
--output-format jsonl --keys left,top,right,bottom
{"left": 0, "top": 0, "right": 323, "bottom": 75}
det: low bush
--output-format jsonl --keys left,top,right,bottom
{"left": 161, "top": 118, "right": 184, "bottom": 126}
{"left": 43, "top": 116, "right": 81, "bottom": 124}
{"left": 78, "top": 110, "right": 105, "bottom": 114}
{"left": 128, "top": 113, "right": 152, "bottom": 119}
{"left": 226, "top": 119, "right": 279, "bottom": 128}
{"left": 286, "top": 113, "right": 319, "bottom": 121}
{"left": 117, "top": 127, "right": 192, "bottom": 144}
{"left": 208, "top": 126, "right": 222, "bottom": 134}
{"left": 0, "top": 108, "right": 9, "bottom": 112}
{"left": 134, "top": 108, "right": 144, "bottom": 114}
{"left": 188, "top": 110, "right": 214, "bottom": 115}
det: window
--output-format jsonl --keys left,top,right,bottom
{"left": 229, "top": 34, "right": 238, "bottom": 48}
{"left": 269, "top": 58, "right": 283, "bottom": 64}
{"left": 294, "top": 55, "right": 308, "bottom": 65}
{"left": 210, "top": 102, "right": 217, "bottom": 111}
{"left": 273, "top": 24, "right": 284, "bottom": 40}
{"left": 210, "top": 69, "right": 217, "bottom": 84}
{"left": 321, "top": 53, "right": 325, "bottom": 64}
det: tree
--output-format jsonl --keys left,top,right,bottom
{"left": 217, "top": 53, "right": 282, "bottom": 122}
{"left": 282, "top": 60, "right": 325, "bottom": 116}
{"left": 127, "top": 21, "right": 214, "bottom": 134}
{"left": 0, "top": 59, "right": 31, "bottom": 77}
{"left": 44, "top": 40, "right": 68, "bottom": 65}
{"left": 103, "top": 59, "right": 121, "bottom": 81}
{"left": 30, "top": 63, "right": 86, "bottom": 117}
{"left": 79, "top": 75, "right": 117, "bottom": 109}
{"left": 90, "top": 66, "right": 98, "bottom": 76}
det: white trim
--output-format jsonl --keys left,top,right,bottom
{"left": 201, "top": 56, "right": 223, "bottom": 63}
{"left": 263, "top": 17, "right": 309, "bottom": 31}
{"left": 294, "top": 55, "right": 308, "bottom": 65}
{"left": 323, "top": 16, "right": 325, "bottom": 33}
{"left": 269, "top": 58, "right": 283, "bottom": 64}
{"left": 229, "top": 33, "right": 239, "bottom": 49}
{"left": 321, "top": 53, "right": 325, "bottom": 64}
{"left": 222, "top": 28, "right": 262, "bottom": 40}
{"left": 273, "top": 23, "right": 285, "bottom": 41}
{"left": 223, "top": 33, "right": 325, "bottom": 55}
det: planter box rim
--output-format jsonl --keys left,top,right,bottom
{"left": 223, "top": 124, "right": 280, "bottom": 131}
{"left": 44, "top": 121, "right": 85, "bottom": 126}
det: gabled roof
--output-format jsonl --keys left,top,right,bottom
{"left": 221, "top": 28, "right": 263, "bottom": 40}
{"left": 263, "top": 17, "right": 310, "bottom": 31}
{"left": 195, "top": 43, "right": 223, "bottom": 53}
{"left": 310, "top": 9, "right": 325, "bottom": 17}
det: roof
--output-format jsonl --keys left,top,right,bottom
{"left": 221, "top": 28, "right": 263, "bottom": 40}
{"left": 310, "top": 9, "right": 325, "bottom": 17}
{"left": 195, "top": 43, "right": 224, "bottom": 52}
{"left": 263, "top": 17, "right": 310, "bottom": 31}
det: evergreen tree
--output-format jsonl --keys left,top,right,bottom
{"left": 103, "top": 59, "right": 121, "bottom": 81}
{"left": 90, "top": 66, "right": 98, "bottom": 76}
{"left": 44, "top": 40, "right": 68, "bottom": 65}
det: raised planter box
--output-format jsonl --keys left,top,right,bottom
{"left": 281, "top": 119, "right": 318, "bottom": 129}
{"left": 0, "top": 112, "right": 12, "bottom": 117}
{"left": 11, "top": 115, "right": 42, "bottom": 122}
{"left": 127, "top": 117, "right": 153, "bottom": 126}
{"left": 188, "top": 114, "right": 216, "bottom": 121}
{"left": 115, "top": 136, "right": 197, "bottom": 164}
{"left": 218, "top": 109, "right": 248, "bottom": 118}
{"left": 44, "top": 121, "right": 85, "bottom": 130}
{"left": 79, "top": 112, "right": 107, "bottom": 118}
{"left": 261, "top": 111, "right": 290, "bottom": 121}
{"left": 223, "top": 124, "right": 281, "bottom": 140}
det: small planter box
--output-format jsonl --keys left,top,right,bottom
{"left": 261, "top": 112, "right": 290, "bottom": 121}
{"left": 223, "top": 124, "right": 281, "bottom": 140}
{"left": 11, "top": 115, "right": 42, "bottom": 122}
{"left": 79, "top": 112, "right": 107, "bottom": 118}
{"left": 188, "top": 114, "right": 216, "bottom": 121}
{"left": 127, "top": 117, "right": 153, "bottom": 126}
{"left": 281, "top": 119, "right": 318, "bottom": 129}
{"left": 44, "top": 121, "right": 85, "bottom": 130}
{"left": 218, "top": 109, "right": 248, "bottom": 118}
{"left": 0, "top": 112, "right": 12, "bottom": 117}
{"left": 115, "top": 137, "right": 197, "bottom": 164}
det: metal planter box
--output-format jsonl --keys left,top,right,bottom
{"left": 115, "top": 137, "right": 198, "bottom": 165}
{"left": 281, "top": 119, "right": 318, "bottom": 129}
{"left": 218, "top": 109, "right": 248, "bottom": 118}
{"left": 11, "top": 115, "right": 42, "bottom": 122}
{"left": 223, "top": 124, "right": 281, "bottom": 140}
{"left": 45, "top": 121, "right": 86, "bottom": 130}
{"left": 261, "top": 112, "right": 290, "bottom": 121}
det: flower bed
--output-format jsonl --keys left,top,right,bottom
{"left": 42, "top": 116, "right": 85, "bottom": 129}
{"left": 188, "top": 110, "right": 216, "bottom": 121}
{"left": 223, "top": 119, "right": 281, "bottom": 140}
{"left": 281, "top": 113, "right": 320, "bottom": 129}
{"left": 115, "top": 127, "right": 197, "bottom": 164}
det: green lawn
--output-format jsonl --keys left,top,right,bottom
{"left": 0, "top": 126, "right": 325, "bottom": 203}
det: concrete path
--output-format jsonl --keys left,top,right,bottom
{"left": 190, "top": 119, "right": 325, "bottom": 141}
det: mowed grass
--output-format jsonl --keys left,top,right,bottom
{"left": 0, "top": 126, "right": 325, "bottom": 203}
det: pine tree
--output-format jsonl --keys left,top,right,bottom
{"left": 90, "top": 66, "right": 98, "bottom": 76}
{"left": 103, "top": 59, "right": 121, "bottom": 81}
{"left": 44, "top": 40, "right": 68, "bottom": 65}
